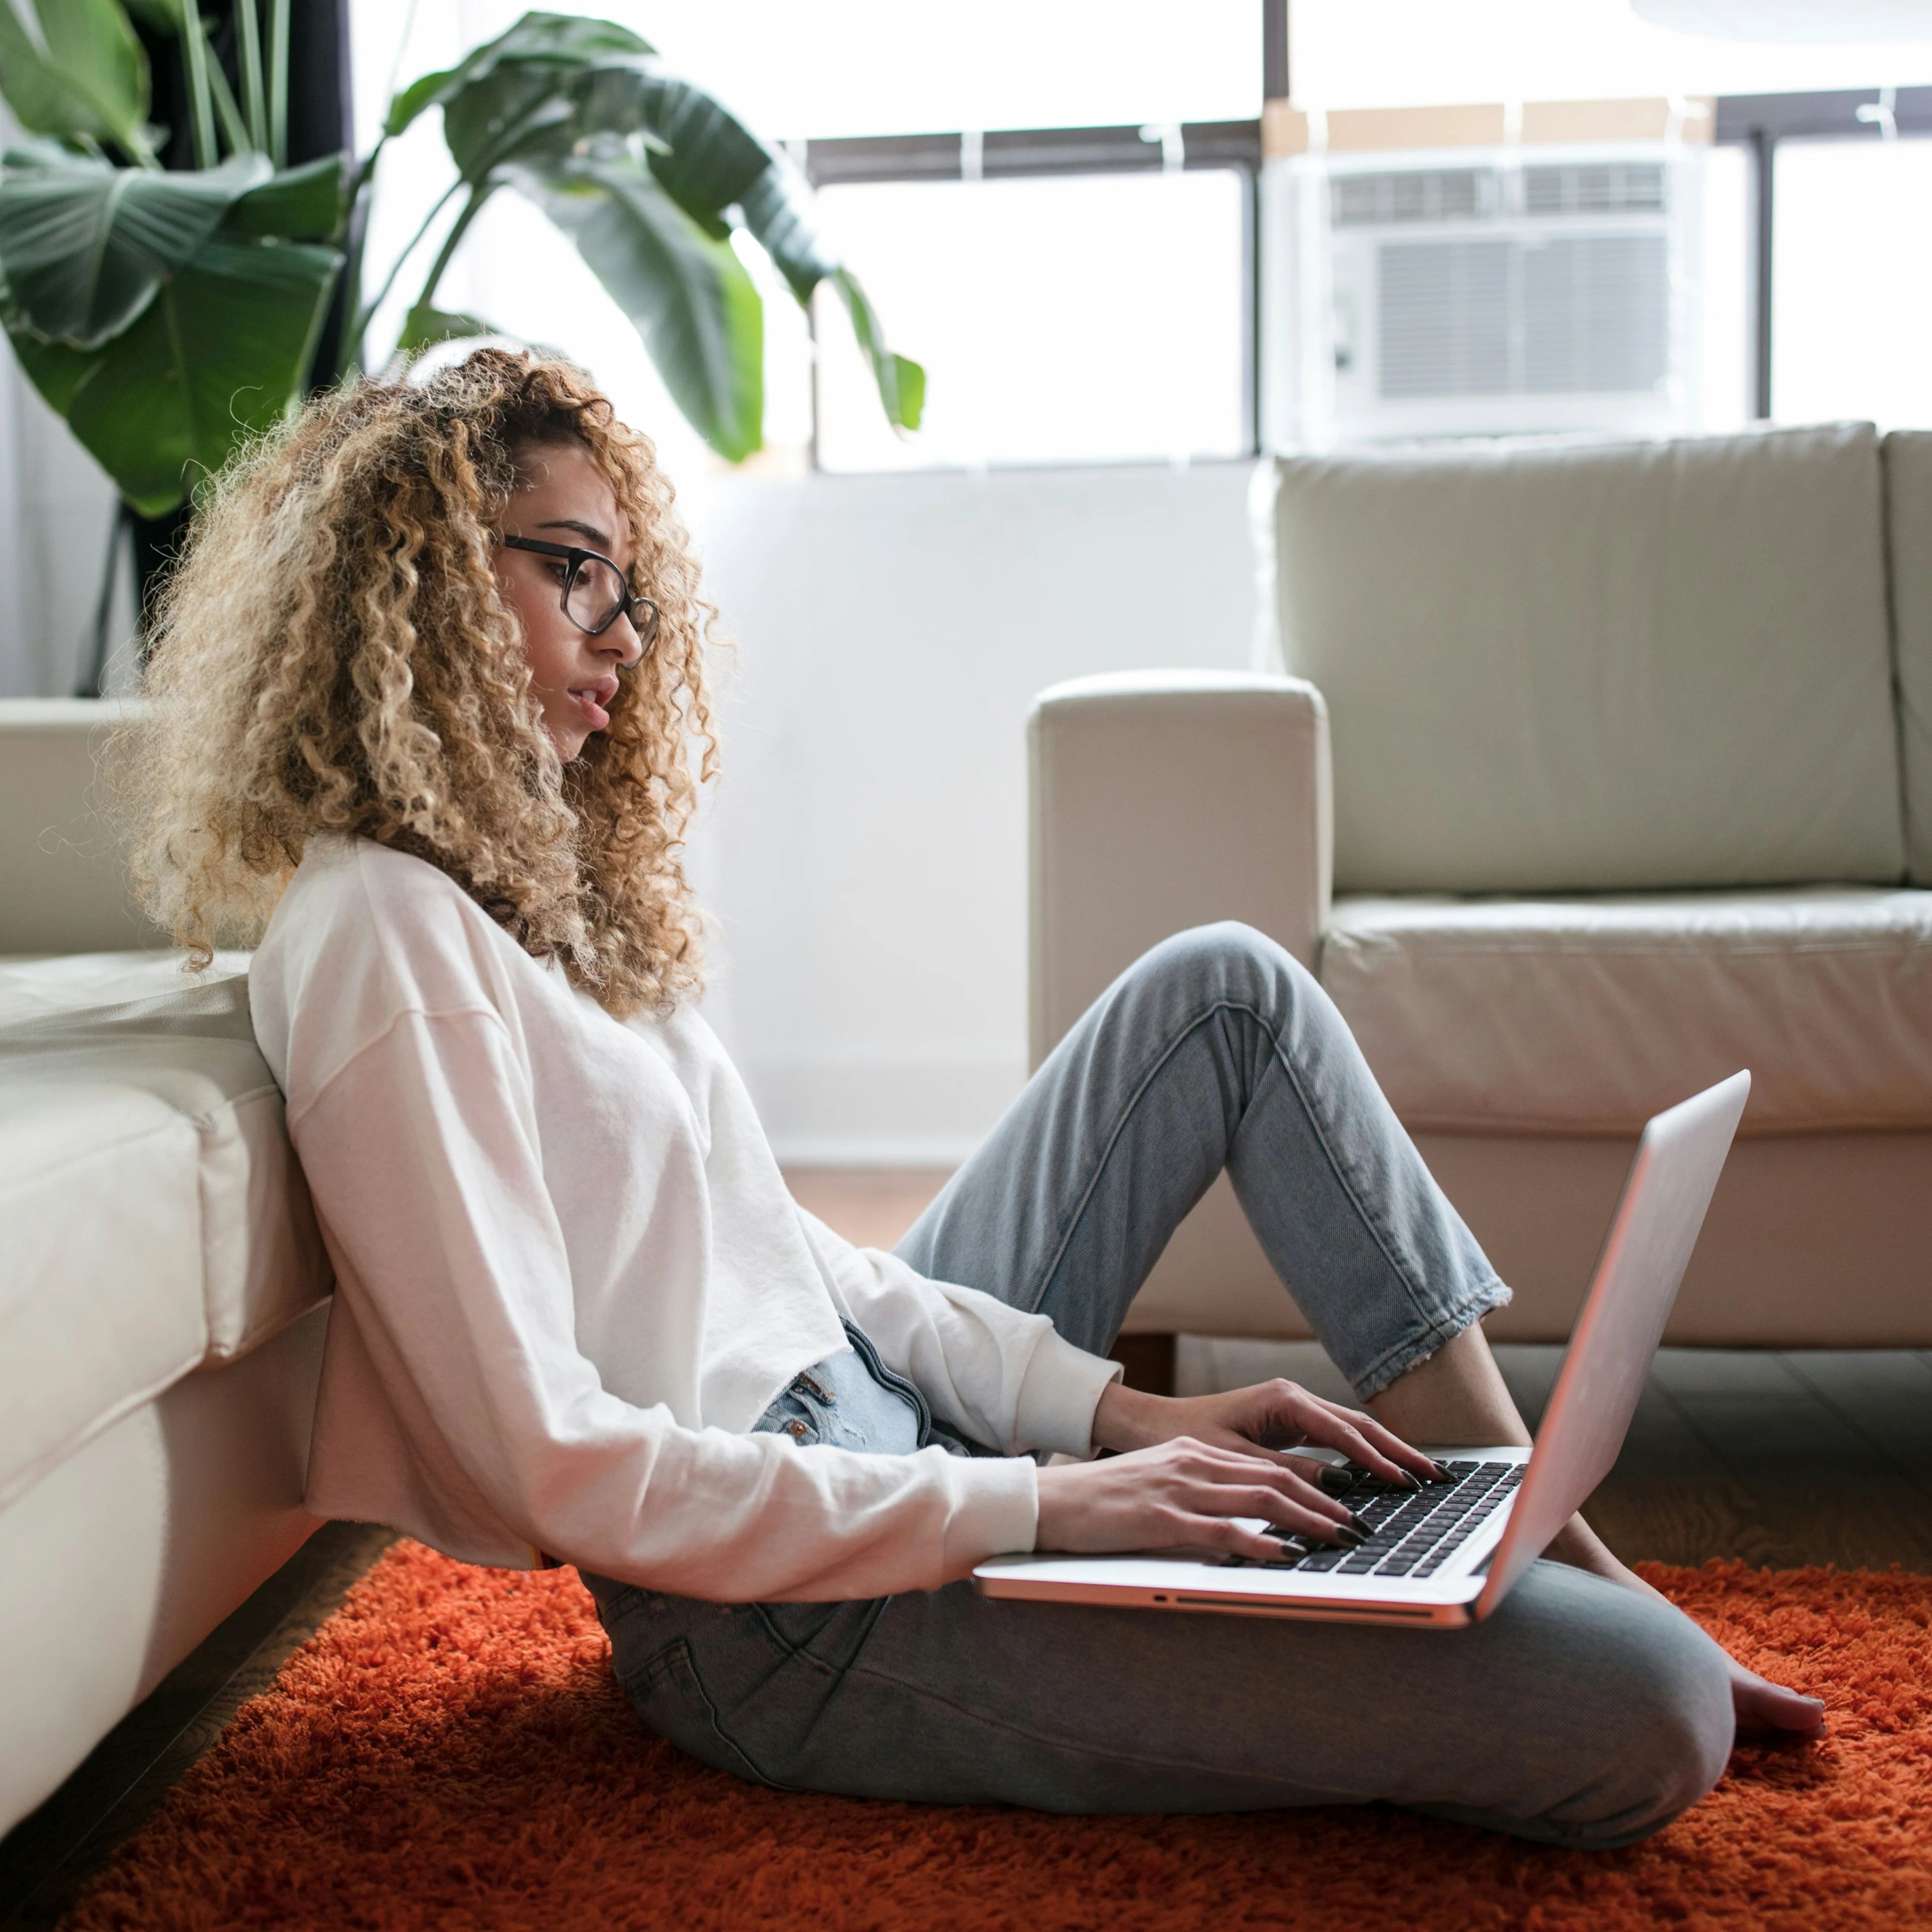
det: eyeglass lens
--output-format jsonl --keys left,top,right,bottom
{"left": 565, "top": 553, "right": 630, "bottom": 634}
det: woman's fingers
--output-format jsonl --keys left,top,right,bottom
{"left": 1295, "top": 1394, "right": 1445, "bottom": 1485}
{"left": 1196, "top": 1436, "right": 1356, "bottom": 1521}
{"left": 1174, "top": 1512, "right": 1315, "bottom": 1564}
{"left": 1220, "top": 1380, "right": 1442, "bottom": 1487}
{"left": 1163, "top": 1442, "right": 1365, "bottom": 1539}
{"left": 1036, "top": 1436, "right": 1397, "bottom": 1558}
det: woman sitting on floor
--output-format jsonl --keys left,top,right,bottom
{"left": 125, "top": 350, "right": 1820, "bottom": 1847}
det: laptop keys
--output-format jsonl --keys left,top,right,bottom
{"left": 1253, "top": 1461, "right": 1523, "bottom": 1577}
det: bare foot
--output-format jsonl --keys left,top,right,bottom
{"left": 1543, "top": 1516, "right": 1826, "bottom": 1739}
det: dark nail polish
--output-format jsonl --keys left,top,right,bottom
{"left": 1348, "top": 1511, "right": 1374, "bottom": 1532}
{"left": 1400, "top": 1472, "right": 1424, "bottom": 1492}
{"left": 1317, "top": 1466, "right": 1354, "bottom": 1496}
{"left": 1334, "top": 1525, "right": 1366, "bottom": 1548}
{"left": 1431, "top": 1460, "right": 1459, "bottom": 1483}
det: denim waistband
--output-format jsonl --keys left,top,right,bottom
{"left": 754, "top": 1319, "right": 981, "bottom": 1458}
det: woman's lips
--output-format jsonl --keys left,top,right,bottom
{"left": 569, "top": 679, "right": 618, "bottom": 732}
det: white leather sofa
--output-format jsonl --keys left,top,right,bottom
{"left": 1032, "top": 424, "right": 1932, "bottom": 1352}
{"left": 0, "top": 700, "right": 332, "bottom": 1836}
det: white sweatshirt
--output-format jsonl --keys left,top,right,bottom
{"left": 248, "top": 837, "right": 1119, "bottom": 1601}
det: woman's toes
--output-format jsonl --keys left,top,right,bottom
{"left": 1728, "top": 1661, "right": 1826, "bottom": 1738}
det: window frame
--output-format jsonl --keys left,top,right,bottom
{"left": 1715, "top": 86, "right": 1932, "bottom": 420}
{"left": 792, "top": 120, "right": 1265, "bottom": 469}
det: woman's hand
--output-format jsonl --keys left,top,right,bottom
{"left": 1035, "top": 1436, "right": 1360, "bottom": 1562}
{"left": 1090, "top": 1378, "right": 1446, "bottom": 1487}
{"left": 1032, "top": 1378, "right": 1448, "bottom": 1563}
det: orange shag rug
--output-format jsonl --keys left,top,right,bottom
{"left": 60, "top": 1544, "right": 1932, "bottom": 1932}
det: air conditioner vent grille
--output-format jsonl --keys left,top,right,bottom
{"left": 1522, "top": 162, "right": 1666, "bottom": 217}
{"left": 1525, "top": 234, "right": 1669, "bottom": 391}
{"left": 1332, "top": 169, "right": 1494, "bottom": 227}
{"left": 1378, "top": 233, "right": 1670, "bottom": 399}
{"left": 1379, "top": 241, "right": 1512, "bottom": 396}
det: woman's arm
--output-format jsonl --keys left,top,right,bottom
{"left": 293, "top": 1008, "right": 1042, "bottom": 1600}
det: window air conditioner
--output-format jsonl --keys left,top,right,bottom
{"left": 1263, "top": 143, "right": 1708, "bottom": 448}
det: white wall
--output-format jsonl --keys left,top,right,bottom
{"left": 685, "top": 458, "right": 1260, "bottom": 1165}
{"left": 0, "top": 340, "right": 132, "bottom": 699}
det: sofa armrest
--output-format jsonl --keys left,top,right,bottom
{"left": 1027, "top": 671, "right": 1332, "bottom": 1068}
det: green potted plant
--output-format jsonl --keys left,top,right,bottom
{"left": 0, "top": 2, "right": 921, "bottom": 666}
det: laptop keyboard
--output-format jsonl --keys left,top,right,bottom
{"left": 1224, "top": 1460, "right": 1524, "bottom": 1579}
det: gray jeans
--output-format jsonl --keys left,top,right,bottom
{"left": 584, "top": 925, "right": 1735, "bottom": 1844}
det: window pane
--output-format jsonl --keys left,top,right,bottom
{"left": 1290, "top": 0, "right": 1932, "bottom": 110}
{"left": 813, "top": 172, "right": 1250, "bottom": 471}
{"left": 615, "top": 0, "right": 1260, "bottom": 139}
{"left": 367, "top": 0, "right": 1261, "bottom": 143}
{"left": 1773, "top": 139, "right": 1932, "bottom": 429}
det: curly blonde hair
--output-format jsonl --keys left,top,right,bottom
{"left": 123, "top": 349, "right": 718, "bottom": 1016}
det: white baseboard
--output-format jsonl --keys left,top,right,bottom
{"left": 769, "top": 1135, "right": 980, "bottom": 1170}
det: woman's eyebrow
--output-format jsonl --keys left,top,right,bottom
{"left": 537, "top": 517, "right": 613, "bottom": 550}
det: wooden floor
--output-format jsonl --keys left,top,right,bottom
{"left": 6, "top": 1166, "right": 1929, "bottom": 1927}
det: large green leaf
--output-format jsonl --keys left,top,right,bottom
{"left": 220, "top": 154, "right": 347, "bottom": 242}
{"left": 560, "top": 75, "right": 924, "bottom": 433}
{"left": 513, "top": 155, "right": 761, "bottom": 461}
{"left": 395, "top": 302, "right": 497, "bottom": 359}
{"left": 827, "top": 268, "right": 924, "bottom": 433}
{"left": 440, "top": 61, "right": 579, "bottom": 182}
{"left": 0, "top": 151, "right": 268, "bottom": 347}
{"left": 54, "top": 236, "right": 340, "bottom": 515}
{"left": 0, "top": 301, "right": 96, "bottom": 413}
{"left": 0, "top": 0, "right": 148, "bottom": 151}
{"left": 387, "top": 11, "right": 652, "bottom": 141}
{"left": 121, "top": 0, "right": 185, "bottom": 31}
{"left": 578, "top": 70, "right": 767, "bottom": 227}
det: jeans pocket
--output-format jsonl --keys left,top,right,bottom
{"left": 754, "top": 1595, "right": 889, "bottom": 1673}
{"left": 627, "top": 1637, "right": 794, "bottom": 1791}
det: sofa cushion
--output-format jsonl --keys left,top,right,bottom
{"left": 0, "top": 953, "right": 330, "bottom": 1363}
{"left": 1321, "top": 886, "right": 1932, "bottom": 1135}
{"left": 1268, "top": 425, "right": 1905, "bottom": 894}
{"left": 0, "top": 1081, "right": 205, "bottom": 1510}
{"left": 1884, "top": 431, "right": 1932, "bottom": 887}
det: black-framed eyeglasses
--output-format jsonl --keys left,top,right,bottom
{"left": 500, "top": 535, "right": 661, "bottom": 649}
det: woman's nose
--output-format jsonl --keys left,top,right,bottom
{"left": 603, "top": 612, "right": 645, "bottom": 669}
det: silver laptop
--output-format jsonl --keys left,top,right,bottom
{"left": 974, "top": 1070, "right": 1750, "bottom": 1629}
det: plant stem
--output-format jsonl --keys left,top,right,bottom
{"left": 207, "top": 52, "right": 252, "bottom": 156}
{"left": 235, "top": 0, "right": 268, "bottom": 153}
{"left": 178, "top": 2, "right": 218, "bottom": 168}
{"left": 409, "top": 181, "right": 495, "bottom": 324}
{"left": 268, "top": 0, "right": 289, "bottom": 168}
{"left": 339, "top": 173, "right": 469, "bottom": 370}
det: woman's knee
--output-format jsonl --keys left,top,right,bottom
{"left": 1525, "top": 1576, "right": 1735, "bottom": 1848}
{"left": 1128, "top": 921, "right": 1313, "bottom": 1013}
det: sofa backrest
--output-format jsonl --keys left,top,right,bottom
{"left": 0, "top": 699, "right": 162, "bottom": 954}
{"left": 1264, "top": 424, "right": 1906, "bottom": 895}
{"left": 1884, "top": 431, "right": 1932, "bottom": 887}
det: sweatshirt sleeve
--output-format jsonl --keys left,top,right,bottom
{"left": 793, "top": 1208, "right": 1121, "bottom": 1459}
{"left": 291, "top": 1007, "right": 1041, "bottom": 1600}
